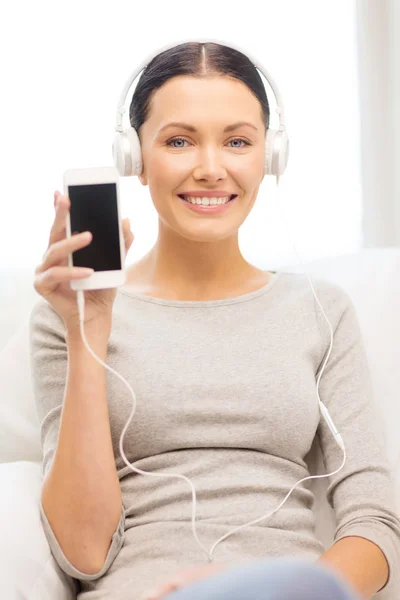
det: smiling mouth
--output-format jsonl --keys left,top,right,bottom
{"left": 177, "top": 194, "right": 237, "bottom": 204}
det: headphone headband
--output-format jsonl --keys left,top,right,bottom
{"left": 114, "top": 37, "right": 286, "bottom": 134}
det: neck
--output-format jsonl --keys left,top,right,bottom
{"left": 127, "top": 229, "right": 260, "bottom": 298}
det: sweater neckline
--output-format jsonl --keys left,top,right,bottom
{"left": 118, "top": 270, "right": 283, "bottom": 307}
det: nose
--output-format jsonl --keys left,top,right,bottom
{"left": 193, "top": 146, "right": 227, "bottom": 181}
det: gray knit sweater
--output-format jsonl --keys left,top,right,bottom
{"left": 29, "top": 270, "right": 400, "bottom": 600}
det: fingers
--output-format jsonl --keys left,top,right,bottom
{"left": 146, "top": 582, "right": 178, "bottom": 600}
{"left": 54, "top": 190, "right": 61, "bottom": 208}
{"left": 34, "top": 265, "right": 94, "bottom": 297}
{"left": 37, "top": 230, "right": 93, "bottom": 274}
{"left": 48, "top": 191, "right": 70, "bottom": 249}
{"left": 34, "top": 191, "right": 134, "bottom": 299}
{"left": 122, "top": 217, "right": 134, "bottom": 251}
{"left": 146, "top": 562, "right": 229, "bottom": 599}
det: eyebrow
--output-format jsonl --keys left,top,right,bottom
{"left": 158, "top": 121, "right": 258, "bottom": 134}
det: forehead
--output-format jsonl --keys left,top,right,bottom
{"left": 146, "top": 75, "right": 263, "bottom": 129}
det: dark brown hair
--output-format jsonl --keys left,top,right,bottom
{"left": 129, "top": 42, "right": 270, "bottom": 141}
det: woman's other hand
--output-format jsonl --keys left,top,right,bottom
{"left": 145, "top": 561, "right": 229, "bottom": 600}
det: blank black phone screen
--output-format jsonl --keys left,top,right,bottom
{"left": 68, "top": 183, "right": 121, "bottom": 272}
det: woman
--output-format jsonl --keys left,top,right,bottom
{"left": 30, "top": 41, "right": 399, "bottom": 600}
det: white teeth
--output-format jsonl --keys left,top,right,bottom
{"left": 182, "top": 196, "right": 231, "bottom": 205}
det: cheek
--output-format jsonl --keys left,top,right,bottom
{"left": 151, "top": 149, "right": 193, "bottom": 175}
{"left": 232, "top": 160, "right": 264, "bottom": 189}
{"left": 224, "top": 150, "right": 265, "bottom": 182}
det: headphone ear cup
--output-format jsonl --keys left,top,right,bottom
{"left": 112, "top": 127, "right": 143, "bottom": 177}
{"left": 264, "top": 128, "right": 289, "bottom": 177}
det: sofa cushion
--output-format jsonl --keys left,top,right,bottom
{"left": 0, "top": 314, "right": 42, "bottom": 464}
{"left": 0, "top": 461, "right": 78, "bottom": 600}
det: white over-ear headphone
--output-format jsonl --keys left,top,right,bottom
{"left": 111, "top": 36, "right": 290, "bottom": 183}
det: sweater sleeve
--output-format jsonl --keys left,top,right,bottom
{"left": 314, "top": 285, "right": 400, "bottom": 595}
{"left": 28, "top": 298, "right": 125, "bottom": 581}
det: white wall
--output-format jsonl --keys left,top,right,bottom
{"left": 0, "top": 0, "right": 365, "bottom": 346}
{"left": 356, "top": 0, "right": 400, "bottom": 247}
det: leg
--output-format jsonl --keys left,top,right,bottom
{"left": 163, "top": 557, "right": 362, "bottom": 600}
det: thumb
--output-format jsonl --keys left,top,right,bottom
{"left": 123, "top": 218, "right": 134, "bottom": 251}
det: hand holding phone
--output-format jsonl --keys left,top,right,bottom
{"left": 33, "top": 188, "right": 134, "bottom": 331}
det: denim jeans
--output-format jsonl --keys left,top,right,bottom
{"left": 163, "top": 556, "right": 362, "bottom": 600}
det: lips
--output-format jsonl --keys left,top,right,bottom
{"left": 178, "top": 194, "right": 237, "bottom": 202}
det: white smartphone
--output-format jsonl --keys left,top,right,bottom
{"left": 63, "top": 166, "right": 126, "bottom": 291}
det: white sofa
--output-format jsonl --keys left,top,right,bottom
{"left": 1, "top": 247, "right": 399, "bottom": 600}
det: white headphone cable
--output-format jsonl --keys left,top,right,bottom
{"left": 75, "top": 175, "right": 346, "bottom": 563}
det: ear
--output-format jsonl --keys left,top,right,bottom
{"left": 137, "top": 133, "right": 147, "bottom": 185}
{"left": 138, "top": 172, "right": 148, "bottom": 186}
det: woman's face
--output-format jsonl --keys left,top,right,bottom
{"left": 138, "top": 74, "right": 266, "bottom": 242}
